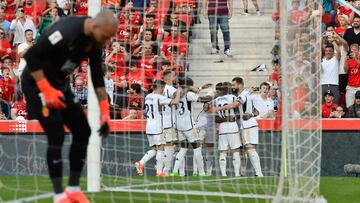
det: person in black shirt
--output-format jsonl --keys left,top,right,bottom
{"left": 21, "top": 11, "right": 117, "bottom": 203}
{"left": 343, "top": 16, "right": 360, "bottom": 47}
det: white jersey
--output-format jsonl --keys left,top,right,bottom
{"left": 251, "top": 94, "right": 274, "bottom": 119}
{"left": 145, "top": 93, "right": 172, "bottom": 135}
{"left": 162, "top": 84, "right": 177, "bottom": 129}
{"left": 176, "top": 91, "right": 198, "bottom": 131}
{"left": 213, "top": 94, "right": 239, "bottom": 135}
{"left": 239, "top": 90, "right": 258, "bottom": 129}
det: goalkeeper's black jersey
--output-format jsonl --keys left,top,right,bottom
{"left": 22, "top": 16, "right": 104, "bottom": 89}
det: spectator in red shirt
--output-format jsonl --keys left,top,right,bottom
{"left": 105, "top": 41, "right": 130, "bottom": 69}
{"left": 292, "top": 76, "right": 308, "bottom": 118}
{"left": 102, "top": 0, "right": 119, "bottom": 8}
{"left": 344, "top": 43, "right": 360, "bottom": 108}
{"left": 74, "top": 0, "right": 88, "bottom": 16}
{"left": 126, "top": 59, "right": 152, "bottom": 91}
{"left": 163, "top": 12, "right": 188, "bottom": 39}
{"left": 74, "top": 60, "right": 89, "bottom": 86}
{"left": 2, "top": 0, "right": 16, "bottom": 22}
{"left": 335, "top": 14, "right": 348, "bottom": 37}
{"left": 119, "top": 2, "right": 141, "bottom": 25}
{"left": 268, "top": 61, "right": 280, "bottom": 87}
{"left": 0, "top": 67, "right": 15, "bottom": 103}
{"left": 145, "top": 0, "right": 167, "bottom": 24}
{"left": 0, "top": 27, "right": 11, "bottom": 58}
{"left": 288, "top": 0, "right": 303, "bottom": 24}
{"left": 139, "top": 13, "right": 162, "bottom": 42}
{"left": 134, "top": 30, "right": 159, "bottom": 55}
{"left": 154, "top": 60, "right": 171, "bottom": 80}
{"left": 161, "top": 26, "right": 187, "bottom": 60}
{"left": 2, "top": 56, "right": 17, "bottom": 83}
{"left": 127, "top": 83, "right": 144, "bottom": 110}
{"left": 174, "top": 0, "right": 195, "bottom": 13}
{"left": 117, "top": 9, "right": 140, "bottom": 46}
{"left": 109, "top": 63, "right": 128, "bottom": 93}
{"left": 165, "top": 46, "right": 185, "bottom": 73}
{"left": 23, "top": 0, "right": 43, "bottom": 26}
{"left": 337, "top": 1, "right": 352, "bottom": 21}
{"left": 173, "top": 0, "right": 195, "bottom": 28}
{"left": 322, "top": 90, "right": 338, "bottom": 118}
{"left": 122, "top": 108, "right": 139, "bottom": 120}
{"left": 11, "top": 93, "right": 27, "bottom": 120}
{"left": 0, "top": 88, "right": 10, "bottom": 119}
{"left": 134, "top": 43, "right": 156, "bottom": 75}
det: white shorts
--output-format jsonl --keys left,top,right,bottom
{"left": 198, "top": 127, "right": 216, "bottom": 144}
{"left": 178, "top": 129, "right": 199, "bottom": 143}
{"left": 147, "top": 134, "right": 164, "bottom": 147}
{"left": 218, "top": 133, "right": 241, "bottom": 151}
{"left": 241, "top": 127, "right": 259, "bottom": 145}
{"left": 163, "top": 128, "right": 177, "bottom": 143}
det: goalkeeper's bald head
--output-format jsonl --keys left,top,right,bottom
{"left": 87, "top": 10, "right": 118, "bottom": 45}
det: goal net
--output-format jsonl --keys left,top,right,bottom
{"left": 276, "top": 0, "right": 323, "bottom": 202}
{"left": 0, "top": 0, "right": 324, "bottom": 202}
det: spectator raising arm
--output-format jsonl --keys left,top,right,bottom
{"left": 332, "top": 37, "right": 341, "bottom": 61}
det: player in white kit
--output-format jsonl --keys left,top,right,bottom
{"left": 171, "top": 77, "right": 211, "bottom": 176}
{"left": 135, "top": 80, "right": 182, "bottom": 176}
{"left": 212, "top": 78, "right": 263, "bottom": 177}
{"left": 162, "top": 70, "right": 178, "bottom": 176}
{"left": 195, "top": 105, "right": 216, "bottom": 176}
{"left": 210, "top": 82, "right": 242, "bottom": 176}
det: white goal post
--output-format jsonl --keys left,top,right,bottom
{"left": 87, "top": 0, "right": 102, "bottom": 192}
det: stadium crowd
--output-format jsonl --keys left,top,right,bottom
{"left": 0, "top": 0, "right": 359, "bottom": 120}
{"left": 271, "top": 0, "right": 360, "bottom": 118}
{"left": 0, "top": 0, "right": 198, "bottom": 120}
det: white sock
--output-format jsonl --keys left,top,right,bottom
{"left": 248, "top": 150, "right": 263, "bottom": 176}
{"left": 205, "top": 148, "right": 214, "bottom": 175}
{"left": 156, "top": 150, "right": 165, "bottom": 173}
{"left": 219, "top": 153, "right": 227, "bottom": 176}
{"left": 179, "top": 157, "right": 186, "bottom": 176}
{"left": 232, "top": 151, "right": 240, "bottom": 177}
{"left": 193, "top": 149, "right": 198, "bottom": 174}
{"left": 140, "top": 149, "right": 156, "bottom": 165}
{"left": 66, "top": 186, "right": 80, "bottom": 192}
{"left": 163, "top": 146, "right": 174, "bottom": 174}
{"left": 240, "top": 150, "right": 247, "bottom": 176}
{"left": 172, "top": 148, "right": 187, "bottom": 173}
{"left": 54, "top": 193, "right": 65, "bottom": 202}
{"left": 194, "top": 147, "right": 205, "bottom": 174}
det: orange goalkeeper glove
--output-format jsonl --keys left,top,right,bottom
{"left": 99, "top": 99, "right": 110, "bottom": 138}
{"left": 36, "top": 79, "right": 66, "bottom": 110}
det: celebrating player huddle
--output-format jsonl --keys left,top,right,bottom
{"left": 136, "top": 76, "right": 263, "bottom": 177}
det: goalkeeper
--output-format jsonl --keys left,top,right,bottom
{"left": 21, "top": 11, "right": 117, "bottom": 203}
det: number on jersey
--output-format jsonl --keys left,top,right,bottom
{"left": 217, "top": 103, "right": 230, "bottom": 118}
{"left": 145, "top": 104, "right": 154, "bottom": 119}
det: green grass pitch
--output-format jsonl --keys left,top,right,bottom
{"left": 0, "top": 176, "right": 359, "bottom": 203}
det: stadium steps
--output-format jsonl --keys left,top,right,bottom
{"left": 187, "top": 0, "right": 275, "bottom": 89}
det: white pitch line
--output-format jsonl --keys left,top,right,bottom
{"left": 106, "top": 176, "right": 248, "bottom": 190}
{"left": 4, "top": 192, "right": 53, "bottom": 203}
